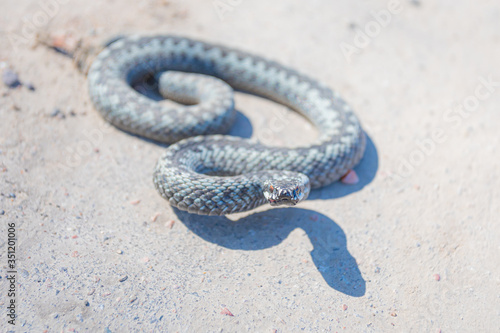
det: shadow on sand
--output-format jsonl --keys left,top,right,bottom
{"left": 174, "top": 207, "right": 366, "bottom": 297}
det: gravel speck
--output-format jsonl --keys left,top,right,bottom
{"left": 50, "top": 108, "right": 65, "bottom": 119}
{"left": 220, "top": 307, "right": 234, "bottom": 316}
{"left": 119, "top": 275, "right": 128, "bottom": 282}
{"left": 2, "top": 69, "right": 21, "bottom": 88}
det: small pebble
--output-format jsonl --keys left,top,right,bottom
{"left": 84, "top": 300, "right": 90, "bottom": 306}
{"left": 116, "top": 249, "right": 123, "bottom": 254}
{"left": 342, "top": 304, "right": 348, "bottom": 311}
{"left": 390, "top": 312, "right": 397, "bottom": 317}
{"left": 130, "top": 199, "right": 141, "bottom": 205}
{"left": 151, "top": 212, "right": 161, "bottom": 222}
{"left": 119, "top": 275, "right": 128, "bottom": 282}
{"left": 433, "top": 274, "right": 441, "bottom": 281}
{"left": 0, "top": 210, "right": 5, "bottom": 215}
{"left": 341, "top": 169, "right": 359, "bottom": 184}
{"left": 2, "top": 69, "right": 21, "bottom": 88}
{"left": 25, "top": 83, "right": 35, "bottom": 91}
{"left": 8, "top": 193, "right": 16, "bottom": 199}
{"left": 165, "top": 220, "right": 175, "bottom": 229}
{"left": 220, "top": 307, "right": 234, "bottom": 316}
{"left": 50, "top": 108, "right": 65, "bottom": 119}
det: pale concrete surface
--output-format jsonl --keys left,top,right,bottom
{"left": 0, "top": 0, "right": 499, "bottom": 332}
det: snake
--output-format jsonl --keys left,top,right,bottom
{"left": 86, "top": 35, "right": 366, "bottom": 216}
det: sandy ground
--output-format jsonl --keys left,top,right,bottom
{"left": 1, "top": 0, "right": 499, "bottom": 332}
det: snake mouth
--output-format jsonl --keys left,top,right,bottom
{"left": 262, "top": 173, "right": 311, "bottom": 207}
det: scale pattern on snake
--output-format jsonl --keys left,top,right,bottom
{"left": 87, "top": 35, "right": 366, "bottom": 215}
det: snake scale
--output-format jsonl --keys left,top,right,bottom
{"left": 87, "top": 35, "right": 366, "bottom": 215}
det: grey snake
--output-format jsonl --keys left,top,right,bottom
{"left": 87, "top": 35, "right": 366, "bottom": 215}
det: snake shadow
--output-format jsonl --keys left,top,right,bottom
{"left": 174, "top": 207, "right": 365, "bottom": 296}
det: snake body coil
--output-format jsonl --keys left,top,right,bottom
{"left": 87, "top": 35, "right": 366, "bottom": 215}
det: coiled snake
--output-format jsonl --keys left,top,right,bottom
{"left": 87, "top": 35, "right": 366, "bottom": 215}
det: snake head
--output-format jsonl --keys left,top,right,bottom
{"left": 263, "top": 173, "right": 311, "bottom": 207}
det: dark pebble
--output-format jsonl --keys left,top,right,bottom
{"left": 8, "top": 193, "right": 16, "bottom": 199}
{"left": 2, "top": 69, "right": 22, "bottom": 88}
{"left": 84, "top": 300, "right": 90, "bottom": 306}
{"left": 0, "top": 210, "right": 5, "bottom": 215}
{"left": 119, "top": 275, "right": 128, "bottom": 282}
{"left": 25, "top": 83, "right": 36, "bottom": 91}
{"left": 50, "top": 108, "right": 65, "bottom": 119}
